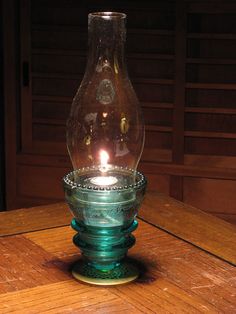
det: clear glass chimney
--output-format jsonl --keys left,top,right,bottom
{"left": 66, "top": 12, "right": 145, "bottom": 173}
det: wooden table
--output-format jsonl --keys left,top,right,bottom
{"left": 0, "top": 192, "right": 236, "bottom": 313}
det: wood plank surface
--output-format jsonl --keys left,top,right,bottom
{"left": 0, "top": 235, "right": 69, "bottom": 293}
{"left": 0, "top": 281, "right": 140, "bottom": 314}
{"left": 0, "top": 203, "right": 72, "bottom": 236}
{"left": 0, "top": 220, "right": 235, "bottom": 313}
{"left": 0, "top": 192, "right": 235, "bottom": 267}
{"left": 139, "top": 192, "right": 236, "bottom": 266}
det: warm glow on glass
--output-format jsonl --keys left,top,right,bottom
{"left": 63, "top": 12, "right": 147, "bottom": 285}
{"left": 90, "top": 149, "right": 118, "bottom": 186}
{"left": 90, "top": 176, "right": 118, "bottom": 186}
{"left": 99, "top": 149, "right": 109, "bottom": 172}
{"left": 66, "top": 12, "right": 145, "bottom": 172}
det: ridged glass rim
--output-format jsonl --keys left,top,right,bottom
{"left": 89, "top": 12, "right": 126, "bottom": 20}
{"left": 63, "top": 166, "right": 146, "bottom": 192}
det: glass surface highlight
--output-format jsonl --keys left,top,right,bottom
{"left": 66, "top": 11, "right": 145, "bottom": 172}
{"left": 63, "top": 167, "right": 146, "bottom": 284}
{"left": 63, "top": 12, "right": 147, "bottom": 285}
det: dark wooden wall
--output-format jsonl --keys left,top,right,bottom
{"left": 0, "top": 4, "right": 4, "bottom": 210}
{"left": 3, "top": 0, "right": 236, "bottom": 224}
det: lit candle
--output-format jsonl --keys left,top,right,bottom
{"left": 99, "top": 150, "right": 110, "bottom": 173}
{"left": 90, "top": 150, "right": 118, "bottom": 186}
{"left": 90, "top": 176, "right": 118, "bottom": 186}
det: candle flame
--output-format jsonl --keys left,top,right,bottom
{"left": 100, "top": 150, "right": 109, "bottom": 166}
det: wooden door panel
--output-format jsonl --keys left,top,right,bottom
{"left": 3, "top": 0, "right": 236, "bottom": 223}
{"left": 184, "top": 177, "right": 236, "bottom": 215}
{"left": 17, "top": 165, "right": 69, "bottom": 200}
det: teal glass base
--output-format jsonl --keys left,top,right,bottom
{"left": 63, "top": 166, "right": 147, "bottom": 285}
{"left": 72, "top": 259, "right": 139, "bottom": 285}
{"left": 71, "top": 218, "right": 139, "bottom": 285}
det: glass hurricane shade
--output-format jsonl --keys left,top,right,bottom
{"left": 66, "top": 12, "right": 145, "bottom": 172}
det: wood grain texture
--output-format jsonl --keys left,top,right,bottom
{"left": 140, "top": 192, "right": 236, "bottom": 265}
{"left": 0, "top": 235, "right": 70, "bottom": 294}
{"left": 0, "top": 220, "right": 235, "bottom": 313}
{"left": 0, "top": 280, "right": 141, "bottom": 314}
{"left": 0, "top": 203, "right": 72, "bottom": 236}
{"left": 0, "top": 192, "right": 235, "bottom": 267}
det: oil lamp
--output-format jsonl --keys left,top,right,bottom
{"left": 63, "top": 12, "right": 147, "bottom": 285}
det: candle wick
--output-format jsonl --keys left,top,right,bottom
{"left": 100, "top": 165, "right": 108, "bottom": 173}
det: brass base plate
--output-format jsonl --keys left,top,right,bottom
{"left": 72, "top": 260, "right": 139, "bottom": 286}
